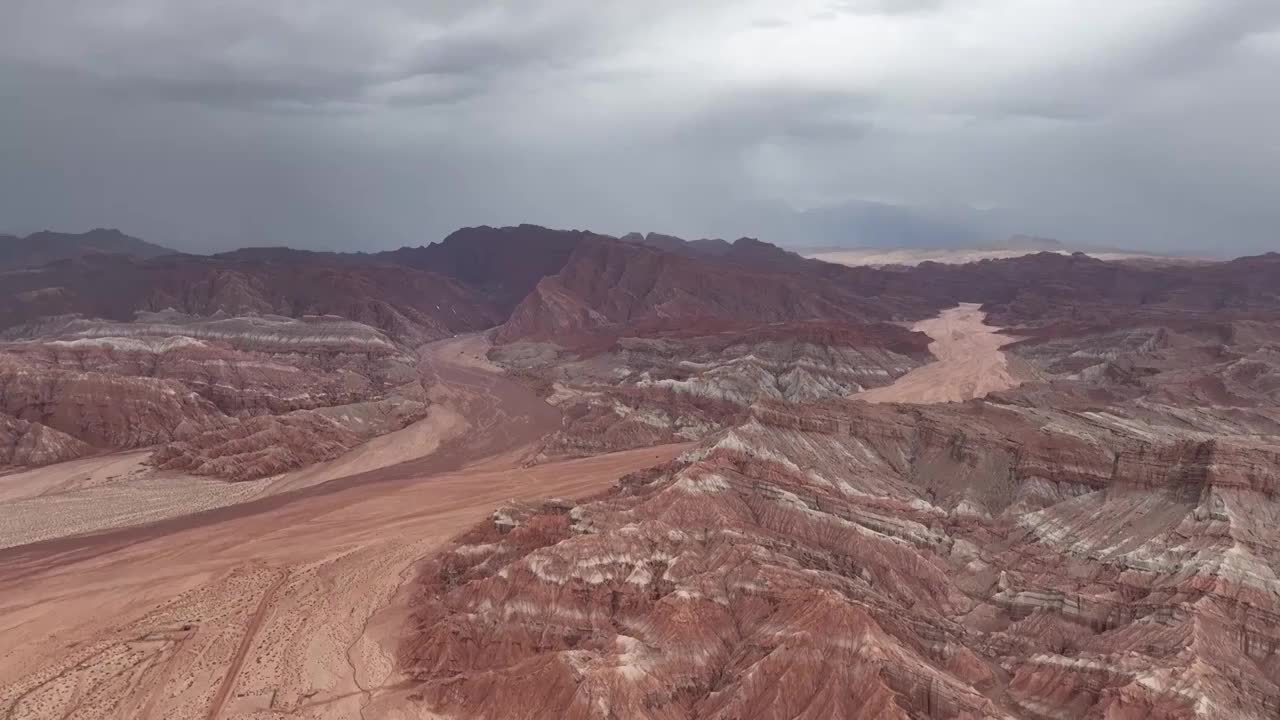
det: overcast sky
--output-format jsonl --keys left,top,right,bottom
{"left": 3, "top": 1, "right": 1279, "bottom": 255}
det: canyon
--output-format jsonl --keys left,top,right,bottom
{"left": 1, "top": 226, "right": 1279, "bottom": 718}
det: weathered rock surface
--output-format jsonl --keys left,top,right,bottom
{"left": 4, "top": 225, "right": 1280, "bottom": 718}
{"left": 394, "top": 237, "right": 1280, "bottom": 719}
{"left": 0, "top": 312, "right": 432, "bottom": 476}
{"left": 402, "top": 392, "right": 1280, "bottom": 719}
{"left": 147, "top": 393, "right": 430, "bottom": 481}
{"left": 0, "top": 351, "right": 230, "bottom": 450}
{"left": 495, "top": 320, "right": 931, "bottom": 459}
{"left": 0, "top": 414, "right": 92, "bottom": 467}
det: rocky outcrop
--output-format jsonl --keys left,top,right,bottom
{"left": 2, "top": 313, "right": 421, "bottom": 415}
{"left": 493, "top": 321, "right": 930, "bottom": 459}
{"left": 0, "top": 229, "right": 518, "bottom": 478}
{"left": 491, "top": 231, "right": 1274, "bottom": 352}
{"left": 147, "top": 393, "right": 430, "bottom": 481}
{"left": 0, "top": 312, "right": 435, "bottom": 476}
{"left": 624, "top": 324, "right": 926, "bottom": 403}
{"left": 148, "top": 412, "right": 358, "bottom": 481}
{"left": 0, "top": 414, "right": 93, "bottom": 467}
{"left": 0, "top": 354, "right": 230, "bottom": 449}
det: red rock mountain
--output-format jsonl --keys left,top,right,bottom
{"left": 1, "top": 250, "right": 502, "bottom": 345}
{"left": 3, "top": 225, "right": 1280, "bottom": 718}
{"left": 496, "top": 236, "right": 913, "bottom": 343}
{"left": 378, "top": 224, "right": 605, "bottom": 313}
{"left": 0, "top": 228, "right": 176, "bottom": 271}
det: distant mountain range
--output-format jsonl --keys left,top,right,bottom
{"left": 0, "top": 229, "right": 176, "bottom": 271}
{"left": 777, "top": 199, "right": 1010, "bottom": 249}
{"left": 748, "top": 199, "right": 1214, "bottom": 257}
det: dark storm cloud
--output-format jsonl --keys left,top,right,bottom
{"left": 675, "top": 89, "right": 876, "bottom": 147}
{"left": 2, "top": 1, "right": 1279, "bottom": 255}
{"left": 4, "top": 1, "right": 609, "bottom": 112}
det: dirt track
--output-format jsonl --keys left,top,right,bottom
{"left": 0, "top": 334, "right": 691, "bottom": 719}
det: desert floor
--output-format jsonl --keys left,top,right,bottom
{"left": 855, "top": 303, "right": 1031, "bottom": 403}
{"left": 0, "top": 335, "right": 689, "bottom": 719}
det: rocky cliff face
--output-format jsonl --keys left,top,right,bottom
{"left": 0, "top": 415, "right": 92, "bottom": 467}
{"left": 0, "top": 353, "right": 230, "bottom": 449}
{"left": 0, "top": 312, "right": 431, "bottom": 477}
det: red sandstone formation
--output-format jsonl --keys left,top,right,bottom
{"left": 0, "top": 312, "right": 431, "bottom": 476}
{"left": 392, "top": 238, "right": 1280, "bottom": 718}
{"left": 2, "top": 225, "right": 1280, "bottom": 718}
{"left": 147, "top": 400, "right": 431, "bottom": 481}
{"left": 402, "top": 389, "right": 1280, "bottom": 719}
{"left": 494, "top": 319, "right": 932, "bottom": 459}
{"left": 0, "top": 414, "right": 91, "bottom": 467}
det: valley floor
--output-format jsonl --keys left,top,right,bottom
{"left": 0, "top": 441, "right": 686, "bottom": 719}
{"left": 0, "top": 336, "right": 502, "bottom": 550}
{"left": 855, "top": 303, "right": 1033, "bottom": 403}
{"left": 0, "top": 333, "right": 690, "bottom": 719}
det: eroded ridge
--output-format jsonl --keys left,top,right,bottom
{"left": 401, "top": 398, "right": 1280, "bottom": 719}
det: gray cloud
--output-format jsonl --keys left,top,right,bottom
{"left": 1, "top": 0, "right": 1279, "bottom": 256}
